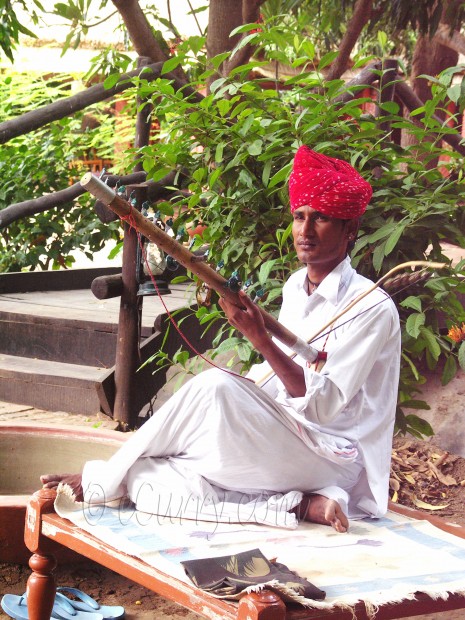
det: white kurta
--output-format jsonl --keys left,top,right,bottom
{"left": 82, "top": 257, "right": 400, "bottom": 526}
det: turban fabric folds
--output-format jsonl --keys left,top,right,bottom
{"left": 288, "top": 146, "right": 373, "bottom": 219}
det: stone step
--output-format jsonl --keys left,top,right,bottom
{"left": 0, "top": 353, "right": 106, "bottom": 415}
{"left": 0, "top": 309, "right": 118, "bottom": 367}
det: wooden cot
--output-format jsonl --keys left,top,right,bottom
{"left": 24, "top": 487, "right": 465, "bottom": 620}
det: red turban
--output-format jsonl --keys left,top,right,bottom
{"left": 288, "top": 146, "right": 372, "bottom": 218}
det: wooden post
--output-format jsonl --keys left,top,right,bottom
{"left": 113, "top": 57, "right": 153, "bottom": 429}
{"left": 91, "top": 273, "right": 123, "bottom": 299}
{"left": 112, "top": 188, "right": 144, "bottom": 429}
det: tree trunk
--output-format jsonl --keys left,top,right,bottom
{"left": 206, "top": 0, "right": 267, "bottom": 89}
{"left": 403, "top": 0, "right": 460, "bottom": 151}
{"left": 434, "top": 22, "right": 465, "bottom": 55}
{"left": 111, "top": 0, "right": 168, "bottom": 64}
{"left": 111, "top": 0, "right": 188, "bottom": 82}
{"left": 410, "top": 38, "right": 458, "bottom": 110}
{"left": 207, "top": 0, "right": 243, "bottom": 60}
{"left": 206, "top": 0, "right": 243, "bottom": 89}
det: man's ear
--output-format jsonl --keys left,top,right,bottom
{"left": 346, "top": 218, "right": 360, "bottom": 241}
{"left": 344, "top": 218, "right": 361, "bottom": 254}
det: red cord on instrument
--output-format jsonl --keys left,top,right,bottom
{"left": 120, "top": 205, "right": 252, "bottom": 382}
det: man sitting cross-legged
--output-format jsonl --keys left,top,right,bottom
{"left": 42, "top": 146, "right": 401, "bottom": 533}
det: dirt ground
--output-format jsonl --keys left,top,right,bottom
{"left": 3, "top": 398, "right": 465, "bottom": 619}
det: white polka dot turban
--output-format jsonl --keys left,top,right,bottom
{"left": 288, "top": 146, "right": 373, "bottom": 218}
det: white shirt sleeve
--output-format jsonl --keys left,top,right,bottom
{"left": 276, "top": 295, "right": 398, "bottom": 426}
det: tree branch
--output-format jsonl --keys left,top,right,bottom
{"left": 111, "top": 0, "right": 188, "bottom": 82}
{"left": 0, "top": 184, "right": 85, "bottom": 228}
{"left": 332, "top": 59, "right": 382, "bottom": 103}
{"left": 396, "top": 79, "right": 465, "bottom": 156}
{"left": 433, "top": 22, "right": 465, "bottom": 55}
{"left": 222, "top": 0, "right": 267, "bottom": 75}
{"left": 0, "top": 63, "right": 159, "bottom": 144}
{"left": 0, "top": 172, "right": 144, "bottom": 228}
{"left": 324, "top": 0, "right": 374, "bottom": 81}
{"left": 0, "top": 168, "right": 192, "bottom": 229}
{"left": 0, "top": 63, "right": 203, "bottom": 145}
{"left": 111, "top": 0, "right": 169, "bottom": 63}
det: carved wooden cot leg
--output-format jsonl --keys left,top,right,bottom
{"left": 24, "top": 488, "right": 58, "bottom": 620}
{"left": 26, "top": 553, "right": 57, "bottom": 620}
{"left": 238, "top": 590, "right": 286, "bottom": 620}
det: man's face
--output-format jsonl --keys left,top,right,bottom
{"left": 292, "top": 205, "right": 357, "bottom": 271}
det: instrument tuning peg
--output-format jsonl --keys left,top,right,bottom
{"left": 225, "top": 271, "right": 242, "bottom": 293}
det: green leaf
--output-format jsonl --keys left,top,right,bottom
{"left": 441, "top": 355, "right": 457, "bottom": 385}
{"left": 400, "top": 399, "right": 430, "bottom": 410}
{"left": 367, "top": 221, "right": 397, "bottom": 243}
{"left": 193, "top": 168, "right": 206, "bottom": 183}
{"left": 215, "top": 143, "right": 224, "bottom": 163}
{"left": 231, "top": 32, "right": 259, "bottom": 54}
{"left": 377, "top": 31, "right": 388, "bottom": 48}
{"left": 447, "top": 83, "right": 461, "bottom": 104}
{"left": 103, "top": 73, "right": 121, "bottom": 90}
{"left": 384, "top": 223, "right": 406, "bottom": 255}
{"left": 419, "top": 326, "right": 441, "bottom": 360}
{"left": 161, "top": 56, "right": 182, "bottom": 75}
{"left": 247, "top": 139, "right": 263, "bottom": 156}
{"left": 215, "top": 337, "right": 244, "bottom": 354}
{"left": 458, "top": 341, "right": 465, "bottom": 371}
{"left": 107, "top": 242, "right": 123, "bottom": 259}
{"left": 217, "top": 99, "right": 231, "bottom": 116}
{"left": 262, "top": 159, "right": 272, "bottom": 186}
{"left": 210, "top": 77, "right": 227, "bottom": 92}
{"left": 406, "top": 312, "right": 426, "bottom": 338}
{"left": 210, "top": 53, "right": 230, "bottom": 71}
{"left": 379, "top": 101, "right": 399, "bottom": 114}
{"left": 400, "top": 296, "right": 422, "bottom": 312}
{"left": 258, "top": 260, "right": 277, "bottom": 285}
{"left": 209, "top": 166, "right": 222, "bottom": 188}
{"left": 238, "top": 114, "right": 254, "bottom": 136}
{"left": 268, "top": 162, "right": 292, "bottom": 188}
{"left": 317, "top": 51, "right": 339, "bottom": 71}
{"left": 372, "top": 242, "right": 385, "bottom": 272}
{"left": 405, "top": 415, "right": 434, "bottom": 438}
{"left": 229, "top": 23, "right": 263, "bottom": 36}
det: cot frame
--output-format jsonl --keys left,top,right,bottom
{"left": 23, "top": 488, "right": 465, "bottom": 620}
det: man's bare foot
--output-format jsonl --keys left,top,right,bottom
{"left": 293, "top": 494, "right": 349, "bottom": 532}
{"left": 40, "top": 474, "right": 83, "bottom": 502}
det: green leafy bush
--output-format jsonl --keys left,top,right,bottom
{"left": 0, "top": 71, "right": 128, "bottom": 271}
{"left": 132, "top": 22, "right": 465, "bottom": 436}
{"left": 2, "top": 15, "right": 465, "bottom": 438}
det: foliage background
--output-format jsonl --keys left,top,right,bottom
{"left": 0, "top": 71, "right": 136, "bottom": 270}
{"left": 134, "top": 27, "right": 465, "bottom": 436}
{"left": 1, "top": 2, "right": 465, "bottom": 436}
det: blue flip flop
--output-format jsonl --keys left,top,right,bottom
{"left": 57, "top": 588, "right": 125, "bottom": 620}
{"left": 1, "top": 593, "right": 104, "bottom": 620}
{"left": 1, "top": 594, "right": 29, "bottom": 620}
{"left": 53, "top": 593, "right": 104, "bottom": 620}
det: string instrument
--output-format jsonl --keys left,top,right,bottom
{"left": 80, "top": 173, "right": 446, "bottom": 371}
{"left": 80, "top": 173, "right": 318, "bottom": 362}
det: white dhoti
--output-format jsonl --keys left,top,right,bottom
{"left": 82, "top": 369, "right": 362, "bottom": 527}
